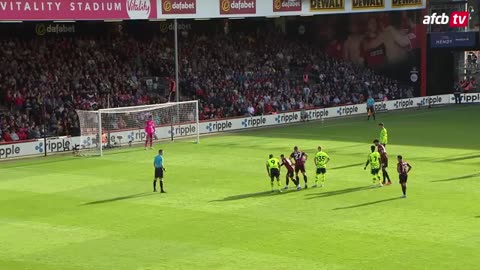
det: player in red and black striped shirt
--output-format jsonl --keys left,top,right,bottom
{"left": 290, "top": 146, "right": 309, "bottom": 189}
{"left": 374, "top": 139, "right": 391, "bottom": 185}
{"left": 397, "top": 155, "right": 412, "bottom": 198}
{"left": 280, "top": 154, "right": 300, "bottom": 190}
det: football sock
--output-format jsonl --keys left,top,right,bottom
{"left": 372, "top": 177, "right": 376, "bottom": 184}
{"left": 322, "top": 174, "right": 326, "bottom": 185}
{"left": 271, "top": 181, "right": 274, "bottom": 189}
{"left": 285, "top": 176, "right": 289, "bottom": 186}
{"left": 402, "top": 185, "right": 406, "bottom": 195}
{"left": 373, "top": 114, "right": 376, "bottom": 120}
{"left": 277, "top": 180, "right": 281, "bottom": 188}
{"left": 293, "top": 178, "right": 299, "bottom": 186}
{"left": 315, "top": 175, "right": 319, "bottom": 184}
{"left": 296, "top": 176, "right": 300, "bottom": 184}
{"left": 303, "top": 175, "right": 308, "bottom": 183}
{"left": 160, "top": 180, "right": 164, "bottom": 192}
{"left": 385, "top": 171, "right": 391, "bottom": 182}
{"left": 153, "top": 180, "right": 157, "bottom": 191}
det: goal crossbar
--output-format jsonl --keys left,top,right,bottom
{"left": 76, "top": 100, "right": 199, "bottom": 156}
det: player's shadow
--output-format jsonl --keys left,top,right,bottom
{"left": 330, "top": 163, "right": 365, "bottom": 170}
{"left": 431, "top": 173, "right": 480, "bottom": 182}
{"left": 210, "top": 190, "right": 288, "bottom": 202}
{"left": 305, "top": 186, "right": 371, "bottom": 199}
{"left": 333, "top": 197, "right": 403, "bottom": 210}
{"left": 82, "top": 192, "right": 156, "bottom": 205}
{"left": 437, "top": 154, "right": 480, "bottom": 163}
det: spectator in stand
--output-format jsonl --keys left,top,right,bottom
{"left": 0, "top": 28, "right": 413, "bottom": 143}
{"left": 10, "top": 128, "right": 19, "bottom": 141}
{"left": 2, "top": 129, "right": 12, "bottom": 142}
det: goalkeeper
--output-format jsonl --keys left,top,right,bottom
{"left": 145, "top": 115, "right": 156, "bottom": 150}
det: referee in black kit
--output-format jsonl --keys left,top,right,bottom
{"left": 453, "top": 84, "right": 462, "bottom": 104}
{"left": 153, "top": 149, "right": 166, "bottom": 193}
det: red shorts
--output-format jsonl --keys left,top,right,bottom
{"left": 381, "top": 157, "right": 388, "bottom": 168}
{"left": 295, "top": 164, "right": 306, "bottom": 173}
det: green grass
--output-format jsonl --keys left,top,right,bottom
{"left": 1, "top": 106, "right": 480, "bottom": 270}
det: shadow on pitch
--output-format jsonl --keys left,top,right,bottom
{"left": 333, "top": 197, "right": 403, "bottom": 210}
{"left": 210, "top": 190, "right": 289, "bottom": 202}
{"left": 330, "top": 163, "right": 364, "bottom": 170}
{"left": 431, "top": 173, "right": 480, "bottom": 182}
{"left": 437, "top": 154, "right": 480, "bottom": 163}
{"left": 82, "top": 192, "right": 156, "bottom": 205}
{"left": 305, "top": 186, "right": 371, "bottom": 200}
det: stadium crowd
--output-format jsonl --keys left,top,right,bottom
{"left": 0, "top": 29, "right": 415, "bottom": 143}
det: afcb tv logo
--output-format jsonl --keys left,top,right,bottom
{"left": 423, "top": 12, "right": 469, "bottom": 27}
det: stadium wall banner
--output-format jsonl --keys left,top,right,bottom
{"left": 157, "top": 0, "right": 426, "bottom": 18}
{"left": 452, "top": 93, "right": 480, "bottom": 103}
{"left": 0, "top": 93, "right": 463, "bottom": 160}
{"left": 0, "top": 0, "right": 426, "bottom": 20}
{"left": 35, "top": 23, "right": 75, "bottom": 36}
{"left": 391, "top": 0, "right": 423, "bottom": 9}
{"left": 430, "top": 32, "right": 477, "bottom": 48}
{"left": 0, "top": 0, "right": 158, "bottom": 21}
{"left": 161, "top": 0, "right": 196, "bottom": 14}
{"left": 273, "top": 0, "right": 302, "bottom": 12}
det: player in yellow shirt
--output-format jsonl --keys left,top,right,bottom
{"left": 313, "top": 146, "right": 330, "bottom": 188}
{"left": 379, "top": 123, "right": 388, "bottom": 147}
{"left": 364, "top": 145, "right": 382, "bottom": 187}
{"left": 266, "top": 154, "right": 282, "bottom": 192}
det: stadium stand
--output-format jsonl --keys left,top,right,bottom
{"left": 0, "top": 27, "right": 415, "bottom": 142}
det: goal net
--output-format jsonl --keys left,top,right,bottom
{"left": 76, "top": 101, "right": 199, "bottom": 156}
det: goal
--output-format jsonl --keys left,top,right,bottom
{"left": 76, "top": 101, "right": 199, "bottom": 156}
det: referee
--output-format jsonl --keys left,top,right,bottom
{"left": 453, "top": 84, "right": 462, "bottom": 104}
{"left": 367, "top": 96, "right": 376, "bottom": 120}
{"left": 153, "top": 149, "right": 166, "bottom": 193}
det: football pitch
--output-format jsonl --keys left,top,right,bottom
{"left": 1, "top": 105, "right": 479, "bottom": 270}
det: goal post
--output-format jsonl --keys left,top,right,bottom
{"left": 76, "top": 101, "right": 200, "bottom": 156}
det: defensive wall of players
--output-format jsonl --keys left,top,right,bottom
{"left": 0, "top": 93, "right": 478, "bottom": 160}
{"left": 0, "top": 0, "right": 425, "bottom": 21}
